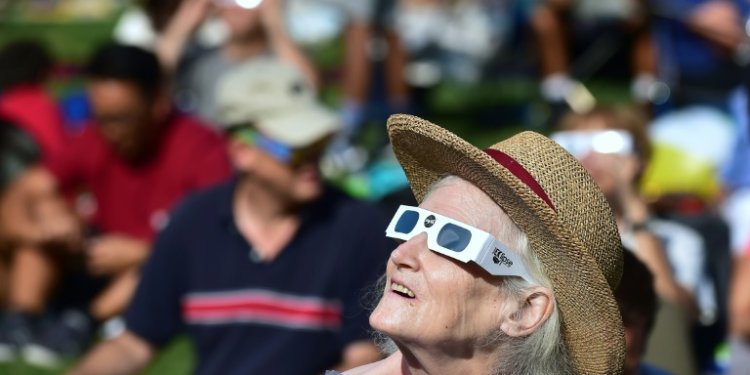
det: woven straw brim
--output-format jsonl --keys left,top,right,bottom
{"left": 387, "top": 114, "right": 625, "bottom": 375}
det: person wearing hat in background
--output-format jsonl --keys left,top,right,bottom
{"left": 69, "top": 58, "right": 390, "bottom": 375}
{"left": 333, "top": 114, "right": 626, "bottom": 375}
{"left": 552, "top": 106, "right": 706, "bottom": 375}
{"left": 552, "top": 107, "right": 698, "bottom": 320}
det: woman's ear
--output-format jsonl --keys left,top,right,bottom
{"left": 500, "top": 287, "right": 555, "bottom": 337}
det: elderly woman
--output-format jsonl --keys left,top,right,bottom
{"left": 335, "top": 114, "right": 626, "bottom": 375}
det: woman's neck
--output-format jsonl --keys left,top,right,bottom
{"left": 371, "top": 345, "right": 499, "bottom": 375}
{"left": 401, "top": 348, "right": 497, "bottom": 375}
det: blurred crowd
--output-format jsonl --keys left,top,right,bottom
{"left": 1, "top": 0, "right": 750, "bottom": 374}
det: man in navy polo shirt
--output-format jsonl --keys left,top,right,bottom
{"left": 69, "top": 59, "right": 391, "bottom": 374}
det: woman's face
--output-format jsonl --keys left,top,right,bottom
{"left": 370, "top": 179, "right": 511, "bottom": 350}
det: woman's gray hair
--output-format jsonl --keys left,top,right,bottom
{"left": 367, "top": 275, "right": 399, "bottom": 355}
{"left": 371, "top": 175, "right": 574, "bottom": 374}
{"left": 491, "top": 237, "right": 575, "bottom": 375}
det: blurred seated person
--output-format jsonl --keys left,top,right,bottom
{"left": 649, "top": 0, "right": 749, "bottom": 110}
{"left": 113, "top": 0, "right": 219, "bottom": 52}
{"left": 552, "top": 106, "right": 702, "bottom": 373}
{"left": 617, "top": 250, "right": 676, "bottom": 375}
{"left": 0, "top": 39, "right": 68, "bottom": 162}
{"left": 0, "top": 117, "right": 42, "bottom": 311}
{"left": 337, "top": 114, "right": 627, "bottom": 374}
{"left": 0, "top": 125, "right": 77, "bottom": 363}
{"left": 552, "top": 106, "right": 698, "bottom": 317}
{"left": 529, "top": 0, "right": 658, "bottom": 107}
{"left": 383, "top": 0, "right": 509, "bottom": 121}
{"left": 157, "top": 0, "right": 318, "bottom": 126}
{"left": 116, "top": 0, "right": 397, "bottom": 147}
{"left": 391, "top": 0, "right": 508, "bottom": 85}
{"left": 285, "top": 0, "right": 411, "bottom": 158}
{"left": 646, "top": 0, "right": 750, "bottom": 260}
{"left": 0, "top": 44, "right": 231, "bottom": 367}
{"left": 68, "top": 58, "right": 390, "bottom": 375}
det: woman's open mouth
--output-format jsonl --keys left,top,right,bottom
{"left": 390, "top": 282, "right": 415, "bottom": 299}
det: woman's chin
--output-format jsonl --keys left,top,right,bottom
{"left": 369, "top": 303, "right": 389, "bottom": 332}
{"left": 370, "top": 304, "right": 422, "bottom": 346}
{"left": 370, "top": 302, "right": 404, "bottom": 337}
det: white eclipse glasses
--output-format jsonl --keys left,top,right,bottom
{"left": 550, "top": 129, "right": 634, "bottom": 160}
{"left": 386, "top": 205, "right": 536, "bottom": 284}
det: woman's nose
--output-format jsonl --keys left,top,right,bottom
{"left": 390, "top": 232, "right": 428, "bottom": 271}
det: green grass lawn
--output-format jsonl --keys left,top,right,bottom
{"left": 0, "top": 336, "right": 193, "bottom": 375}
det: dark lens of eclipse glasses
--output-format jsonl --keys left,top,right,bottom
{"left": 394, "top": 210, "right": 420, "bottom": 234}
{"left": 394, "top": 210, "right": 472, "bottom": 252}
{"left": 436, "top": 223, "right": 472, "bottom": 252}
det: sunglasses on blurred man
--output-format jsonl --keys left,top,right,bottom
{"left": 231, "top": 127, "right": 330, "bottom": 168}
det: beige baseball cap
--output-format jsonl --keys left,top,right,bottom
{"left": 215, "top": 57, "right": 340, "bottom": 148}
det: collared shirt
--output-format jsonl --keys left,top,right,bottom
{"left": 125, "top": 179, "right": 392, "bottom": 374}
{"left": 45, "top": 112, "right": 231, "bottom": 241}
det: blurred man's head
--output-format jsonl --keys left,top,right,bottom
{"left": 85, "top": 44, "right": 170, "bottom": 164}
{"left": 216, "top": 58, "right": 339, "bottom": 204}
{"left": 615, "top": 250, "right": 658, "bottom": 375}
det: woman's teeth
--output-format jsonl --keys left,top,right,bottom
{"left": 391, "top": 282, "right": 415, "bottom": 298}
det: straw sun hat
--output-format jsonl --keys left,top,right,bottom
{"left": 387, "top": 114, "right": 625, "bottom": 374}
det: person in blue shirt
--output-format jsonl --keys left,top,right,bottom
{"left": 68, "top": 59, "right": 390, "bottom": 375}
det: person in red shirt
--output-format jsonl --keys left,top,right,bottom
{"left": 0, "top": 40, "right": 68, "bottom": 165}
{"left": 0, "top": 44, "right": 231, "bottom": 367}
